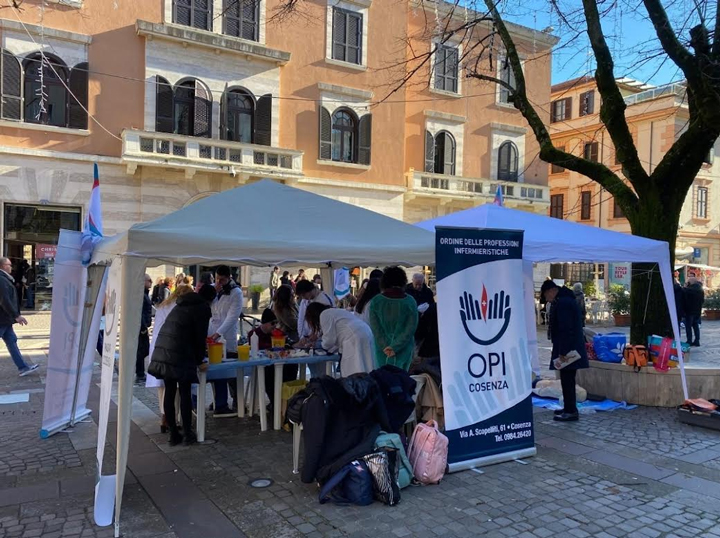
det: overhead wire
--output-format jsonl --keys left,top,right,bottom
{"left": 5, "top": 0, "right": 122, "bottom": 140}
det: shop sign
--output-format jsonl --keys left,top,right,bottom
{"left": 36, "top": 244, "right": 57, "bottom": 259}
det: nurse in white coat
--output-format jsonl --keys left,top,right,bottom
{"left": 305, "top": 303, "right": 375, "bottom": 377}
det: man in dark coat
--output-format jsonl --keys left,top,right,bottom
{"left": 136, "top": 275, "right": 153, "bottom": 383}
{"left": 406, "top": 273, "right": 434, "bottom": 306}
{"left": 541, "top": 280, "right": 588, "bottom": 422}
{"left": 673, "top": 272, "right": 686, "bottom": 328}
{"left": 0, "top": 257, "right": 37, "bottom": 376}
{"left": 684, "top": 277, "right": 705, "bottom": 347}
{"left": 148, "top": 285, "right": 215, "bottom": 445}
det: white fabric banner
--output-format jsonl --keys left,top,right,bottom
{"left": 94, "top": 257, "right": 121, "bottom": 527}
{"left": 333, "top": 267, "right": 350, "bottom": 300}
{"left": 436, "top": 227, "right": 535, "bottom": 472}
{"left": 41, "top": 230, "right": 91, "bottom": 437}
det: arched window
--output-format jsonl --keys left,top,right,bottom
{"left": 168, "top": 79, "right": 211, "bottom": 137}
{"left": 433, "top": 131, "right": 456, "bottom": 175}
{"left": 24, "top": 53, "right": 68, "bottom": 127}
{"left": 331, "top": 108, "right": 357, "bottom": 163}
{"left": 223, "top": 88, "right": 254, "bottom": 143}
{"left": 497, "top": 141, "right": 519, "bottom": 181}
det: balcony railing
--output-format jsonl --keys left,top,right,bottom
{"left": 624, "top": 83, "right": 686, "bottom": 106}
{"left": 122, "top": 130, "right": 303, "bottom": 178}
{"left": 409, "top": 170, "right": 548, "bottom": 203}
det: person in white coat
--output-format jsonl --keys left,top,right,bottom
{"left": 208, "top": 265, "right": 243, "bottom": 415}
{"left": 305, "top": 303, "right": 375, "bottom": 377}
{"left": 146, "top": 279, "right": 194, "bottom": 432}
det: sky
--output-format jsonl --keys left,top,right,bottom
{"left": 496, "top": 0, "right": 697, "bottom": 86}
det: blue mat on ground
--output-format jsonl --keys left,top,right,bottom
{"left": 532, "top": 396, "right": 637, "bottom": 412}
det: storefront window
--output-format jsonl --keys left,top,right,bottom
{"left": 3, "top": 204, "right": 81, "bottom": 310}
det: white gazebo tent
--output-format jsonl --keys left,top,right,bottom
{"left": 416, "top": 203, "right": 687, "bottom": 396}
{"left": 88, "top": 180, "right": 435, "bottom": 535}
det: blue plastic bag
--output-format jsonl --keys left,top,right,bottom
{"left": 592, "top": 333, "right": 626, "bottom": 363}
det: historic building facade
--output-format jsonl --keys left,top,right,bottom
{"left": 0, "top": 0, "right": 555, "bottom": 302}
{"left": 548, "top": 77, "right": 720, "bottom": 288}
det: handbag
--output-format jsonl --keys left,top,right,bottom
{"left": 363, "top": 449, "right": 401, "bottom": 506}
{"left": 318, "top": 460, "right": 373, "bottom": 506}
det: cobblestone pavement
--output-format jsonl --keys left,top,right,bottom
{"left": 1, "top": 314, "right": 720, "bottom": 537}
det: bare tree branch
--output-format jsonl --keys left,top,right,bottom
{"left": 581, "top": 0, "right": 650, "bottom": 193}
{"left": 642, "top": 0, "right": 702, "bottom": 82}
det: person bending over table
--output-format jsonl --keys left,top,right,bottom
{"left": 305, "top": 302, "right": 375, "bottom": 377}
{"left": 250, "top": 309, "right": 299, "bottom": 403}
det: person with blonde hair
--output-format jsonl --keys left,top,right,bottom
{"left": 146, "top": 278, "right": 194, "bottom": 433}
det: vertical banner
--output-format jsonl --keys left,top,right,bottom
{"left": 94, "top": 257, "right": 121, "bottom": 527}
{"left": 436, "top": 227, "right": 535, "bottom": 472}
{"left": 41, "top": 230, "right": 92, "bottom": 437}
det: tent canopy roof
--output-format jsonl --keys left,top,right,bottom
{"left": 91, "top": 180, "right": 435, "bottom": 267}
{"left": 416, "top": 204, "right": 670, "bottom": 264}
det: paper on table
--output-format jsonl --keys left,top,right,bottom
{"left": 0, "top": 393, "right": 30, "bottom": 404}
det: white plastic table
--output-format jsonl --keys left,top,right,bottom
{"left": 196, "top": 354, "right": 339, "bottom": 441}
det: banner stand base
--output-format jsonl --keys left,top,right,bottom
{"left": 40, "top": 408, "right": 93, "bottom": 439}
{"left": 448, "top": 446, "right": 537, "bottom": 473}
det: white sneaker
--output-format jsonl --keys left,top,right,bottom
{"left": 19, "top": 364, "right": 39, "bottom": 377}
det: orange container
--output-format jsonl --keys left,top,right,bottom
{"left": 238, "top": 344, "right": 250, "bottom": 361}
{"left": 208, "top": 342, "right": 224, "bottom": 364}
{"left": 271, "top": 328, "right": 286, "bottom": 349}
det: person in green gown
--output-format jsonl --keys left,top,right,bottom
{"left": 368, "top": 266, "right": 419, "bottom": 370}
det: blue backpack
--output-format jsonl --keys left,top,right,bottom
{"left": 318, "top": 460, "right": 374, "bottom": 506}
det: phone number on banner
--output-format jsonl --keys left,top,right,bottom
{"left": 458, "top": 421, "right": 532, "bottom": 440}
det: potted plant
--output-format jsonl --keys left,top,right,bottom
{"left": 704, "top": 289, "right": 720, "bottom": 321}
{"left": 249, "top": 284, "right": 264, "bottom": 311}
{"left": 608, "top": 284, "right": 631, "bottom": 326}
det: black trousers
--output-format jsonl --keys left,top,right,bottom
{"left": 136, "top": 331, "right": 150, "bottom": 377}
{"left": 164, "top": 379, "right": 193, "bottom": 433}
{"left": 560, "top": 368, "right": 578, "bottom": 414}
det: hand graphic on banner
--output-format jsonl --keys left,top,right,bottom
{"left": 458, "top": 287, "right": 511, "bottom": 346}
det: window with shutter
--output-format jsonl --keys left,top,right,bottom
{"left": 223, "top": 88, "right": 254, "bottom": 142}
{"left": 319, "top": 106, "right": 332, "bottom": 160}
{"left": 550, "top": 194, "right": 564, "bottom": 219}
{"left": 193, "top": 80, "right": 211, "bottom": 138}
{"left": 580, "top": 191, "right": 591, "bottom": 220}
{"left": 174, "top": 0, "right": 212, "bottom": 30}
{"left": 551, "top": 145, "right": 566, "bottom": 173}
{"left": 579, "top": 90, "right": 594, "bottom": 116}
{"left": 613, "top": 199, "right": 625, "bottom": 219}
{"left": 358, "top": 113, "right": 372, "bottom": 165}
{"left": 433, "top": 131, "right": 455, "bottom": 175}
{"left": 424, "top": 131, "right": 435, "bottom": 172}
{"left": 1, "top": 50, "right": 22, "bottom": 121}
{"left": 498, "top": 57, "right": 515, "bottom": 104}
{"left": 497, "top": 141, "right": 518, "bottom": 181}
{"left": 174, "top": 80, "right": 195, "bottom": 136}
{"left": 24, "top": 53, "right": 68, "bottom": 127}
{"left": 67, "top": 62, "right": 88, "bottom": 129}
{"left": 434, "top": 45, "right": 458, "bottom": 93}
{"left": 224, "top": 0, "right": 259, "bottom": 41}
{"left": 331, "top": 108, "right": 357, "bottom": 162}
{"left": 254, "top": 93, "right": 272, "bottom": 146}
{"left": 564, "top": 97, "right": 573, "bottom": 119}
{"left": 155, "top": 75, "right": 174, "bottom": 133}
{"left": 695, "top": 187, "right": 708, "bottom": 218}
{"left": 332, "top": 8, "right": 362, "bottom": 65}
{"left": 583, "top": 141, "right": 599, "bottom": 162}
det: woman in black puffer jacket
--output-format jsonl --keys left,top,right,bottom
{"left": 148, "top": 285, "right": 216, "bottom": 445}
